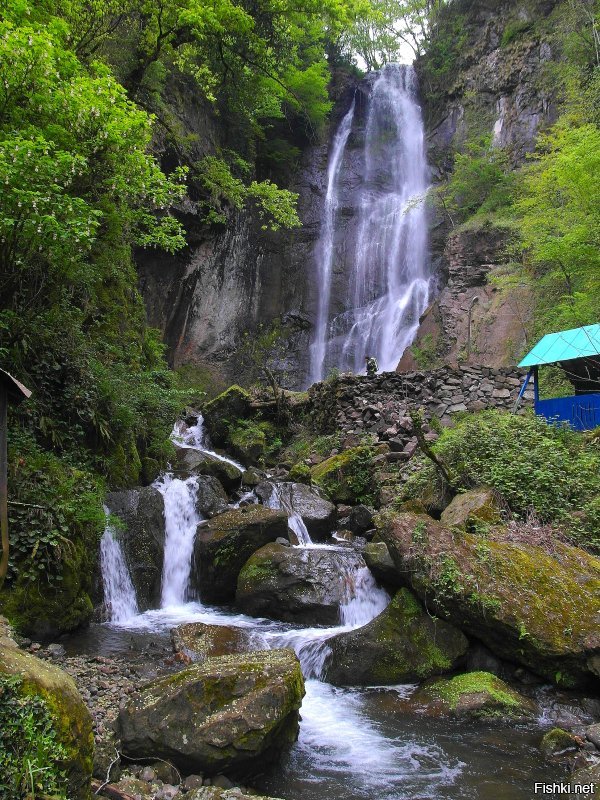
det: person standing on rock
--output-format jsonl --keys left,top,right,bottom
{"left": 365, "top": 355, "right": 378, "bottom": 377}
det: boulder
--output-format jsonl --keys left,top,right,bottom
{"left": 105, "top": 486, "right": 165, "bottom": 609}
{"left": 325, "top": 588, "right": 468, "bottom": 686}
{"left": 540, "top": 728, "right": 582, "bottom": 759}
{"left": 0, "top": 646, "right": 94, "bottom": 800}
{"left": 172, "top": 622, "right": 255, "bottom": 662}
{"left": 411, "top": 671, "right": 536, "bottom": 720}
{"left": 186, "top": 788, "right": 285, "bottom": 800}
{"left": 236, "top": 543, "right": 367, "bottom": 625}
{"left": 440, "top": 487, "right": 502, "bottom": 528}
{"left": 193, "top": 506, "right": 288, "bottom": 602}
{"left": 256, "top": 481, "right": 337, "bottom": 539}
{"left": 363, "top": 541, "right": 402, "bottom": 586}
{"left": 570, "top": 762, "right": 600, "bottom": 799}
{"left": 310, "top": 446, "right": 376, "bottom": 504}
{"left": 377, "top": 512, "right": 600, "bottom": 686}
{"left": 346, "top": 504, "right": 374, "bottom": 535}
{"left": 176, "top": 449, "right": 243, "bottom": 490}
{"left": 195, "top": 475, "right": 229, "bottom": 518}
{"left": 116, "top": 649, "right": 304, "bottom": 777}
{"left": 202, "top": 386, "right": 252, "bottom": 445}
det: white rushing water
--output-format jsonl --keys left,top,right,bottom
{"left": 172, "top": 416, "right": 245, "bottom": 470}
{"left": 99, "top": 509, "right": 139, "bottom": 623}
{"left": 309, "top": 63, "right": 431, "bottom": 383}
{"left": 264, "top": 482, "right": 312, "bottom": 546}
{"left": 155, "top": 473, "right": 202, "bottom": 608}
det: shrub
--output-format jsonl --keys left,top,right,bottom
{"left": 403, "top": 411, "right": 600, "bottom": 549}
{"left": 0, "top": 675, "right": 68, "bottom": 800}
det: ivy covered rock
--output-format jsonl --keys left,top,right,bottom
{"left": 412, "top": 671, "right": 536, "bottom": 720}
{"left": 377, "top": 512, "right": 600, "bottom": 686}
{"left": 116, "top": 650, "right": 304, "bottom": 776}
{"left": 105, "top": 487, "right": 165, "bottom": 610}
{"left": 172, "top": 622, "right": 255, "bottom": 662}
{"left": 236, "top": 543, "right": 367, "bottom": 625}
{"left": 325, "top": 588, "right": 468, "bottom": 686}
{"left": 202, "top": 386, "right": 252, "bottom": 445}
{"left": 193, "top": 506, "right": 288, "bottom": 603}
{"left": 0, "top": 646, "right": 94, "bottom": 800}
{"left": 310, "top": 446, "right": 377, "bottom": 504}
{"left": 256, "top": 481, "right": 337, "bottom": 539}
{"left": 176, "top": 448, "right": 243, "bottom": 490}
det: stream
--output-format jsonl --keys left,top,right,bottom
{"left": 81, "top": 418, "right": 569, "bottom": 800}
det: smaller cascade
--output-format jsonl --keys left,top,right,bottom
{"left": 173, "top": 415, "right": 244, "bottom": 470}
{"left": 264, "top": 483, "right": 312, "bottom": 546}
{"left": 156, "top": 474, "right": 202, "bottom": 608}
{"left": 99, "top": 509, "right": 139, "bottom": 623}
{"left": 339, "top": 566, "right": 389, "bottom": 627}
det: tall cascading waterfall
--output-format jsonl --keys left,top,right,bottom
{"left": 308, "top": 63, "right": 431, "bottom": 384}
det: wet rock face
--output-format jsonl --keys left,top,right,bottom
{"left": 378, "top": 512, "right": 600, "bottom": 686}
{"left": 255, "top": 481, "right": 337, "bottom": 539}
{"left": 172, "top": 623, "right": 256, "bottom": 663}
{"left": 236, "top": 543, "right": 367, "bottom": 625}
{"left": 175, "top": 448, "right": 243, "bottom": 490}
{"left": 325, "top": 588, "right": 468, "bottom": 686}
{"left": 193, "top": 506, "right": 289, "bottom": 603}
{"left": 362, "top": 541, "right": 403, "bottom": 587}
{"left": 0, "top": 645, "right": 94, "bottom": 800}
{"left": 194, "top": 476, "right": 229, "bottom": 519}
{"left": 116, "top": 649, "right": 305, "bottom": 777}
{"left": 105, "top": 487, "right": 166, "bottom": 610}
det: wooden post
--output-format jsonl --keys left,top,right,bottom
{"left": 0, "top": 384, "right": 7, "bottom": 586}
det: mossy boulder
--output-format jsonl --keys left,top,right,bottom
{"left": 236, "top": 543, "right": 367, "bottom": 625}
{"left": 176, "top": 448, "right": 243, "bottom": 490}
{"left": 412, "top": 671, "right": 536, "bottom": 720}
{"left": 116, "top": 649, "right": 304, "bottom": 777}
{"left": 377, "top": 512, "right": 600, "bottom": 686}
{"left": 202, "top": 386, "right": 252, "bottom": 446}
{"left": 440, "top": 487, "right": 502, "bottom": 528}
{"left": 193, "top": 506, "right": 288, "bottom": 603}
{"left": 0, "top": 646, "right": 94, "bottom": 799}
{"left": 105, "top": 487, "right": 165, "bottom": 610}
{"left": 172, "top": 622, "right": 255, "bottom": 662}
{"left": 310, "top": 446, "right": 377, "bottom": 504}
{"left": 363, "top": 541, "right": 402, "bottom": 586}
{"left": 325, "top": 588, "right": 468, "bottom": 686}
{"left": 186, "top": 788, "right": 285, "bottom": 800}
{"left": 540, "top": 728, "right": 582, "bottom": 759}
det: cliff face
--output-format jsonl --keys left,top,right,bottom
{"left": 401, "top": 0, "right": 561, "bottom": 371}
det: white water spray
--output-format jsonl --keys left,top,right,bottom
{"left": 156, "top": 474, "right": 202, "bottom": 607}
{"left": 309, "top": 64, "right": 431, "bottom": 382}
{"left": 99, "top": 509, "right": 139, "bottom": 623}
{"left": 264, "top": 482, "right": 312, "bottom": 546}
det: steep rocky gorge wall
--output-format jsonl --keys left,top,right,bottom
{"left": 402, "top": 0, "right": 561, "bottom": 371}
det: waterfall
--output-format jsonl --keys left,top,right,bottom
{"left": 308, "top": 63, "right": 430, "bottom": 383}
{"left": 172, "top": 415, "right": 245, "bottom": 470}
{"left": 264, "top": 482, "right": 312, "bottom": 546}
{"left": 309, "top": 100, "right": 356, "bottom": 386}
{"left": 99, "top": 509, "right": 139, "bottom": 623}
{"left": 339, "top": 566, "right": 389, "bottom": 628}
{"left": 156, "top": 474, "right": 202, "bottom": 608}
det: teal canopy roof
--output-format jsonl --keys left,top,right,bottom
{"left": 518, "top": 324, "right": 600, "bottom": 368}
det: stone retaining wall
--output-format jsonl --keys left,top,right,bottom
{"left": 308, "top": 365, "right": 533, "bottom": 439}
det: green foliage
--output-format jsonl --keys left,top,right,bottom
{"left": 0, "top": 674, "right": 68, "bottom": 800}
{"left": 404, "top": 411, "right": 600, "bottom": 548}
{"left": 437, "top": 136, "right": 515, "bottom": 225}
{"left": 501, "top": 19, "right": 533, "bottom": 48}
{"left": 311, "top": 445, "right": 378, "bottom": 504}
{"left": 515, "top": 121, "right": 600, "bottom": 332}
{"left": 409, "top": 333, "right": 439, "bottom": 368}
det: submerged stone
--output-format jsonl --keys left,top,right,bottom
{"left": 116, "top": 649, "right": 304, "bottom": 777}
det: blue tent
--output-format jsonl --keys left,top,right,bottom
{"left": 517, "top": 324, "right": 600, "bottom": 431}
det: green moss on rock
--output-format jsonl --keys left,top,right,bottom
{"left": 202, "top": 386, "right": 252, "bottom": 445}
{"left": 415, "top": 671, "right": 535, "bottom": 720}
{"left": 540, "top": 728, "right": 581, "bottom": 759}
{"left": 311, "top": 446, "right": 377, "bottom": 504}
{"left": 0, "top": 647, "right": 94, "bottom": 799}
